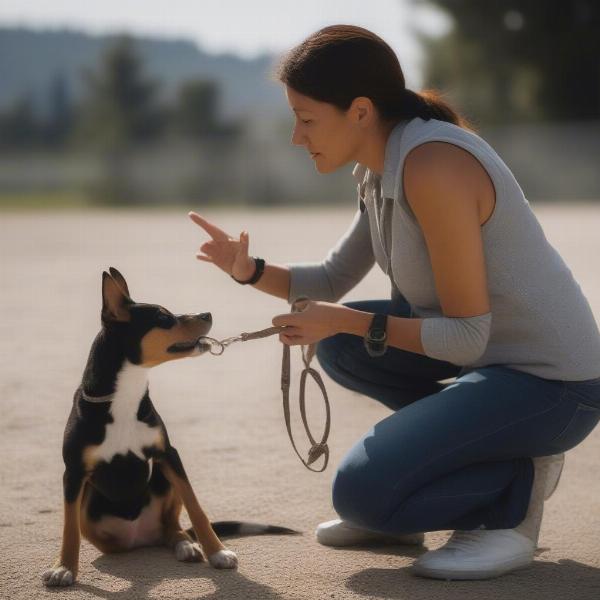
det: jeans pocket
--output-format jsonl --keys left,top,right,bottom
{"left": 550, "top": 402, "right": 600, "bottom": 452}
{"left": 564, "top": 377, "right": 600, "bottom": 409}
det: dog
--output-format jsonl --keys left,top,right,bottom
{"left": 42, "top": 267, "right": 298, "bottom": 587}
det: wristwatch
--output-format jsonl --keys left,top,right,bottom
{"left": 364, "top": 313, "right": 388, "bottom": 357}
{"left": 231, "top": 257, "right": 265, "bottom": 285}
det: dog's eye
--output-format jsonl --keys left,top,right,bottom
{"left": 156, "top": 313, "right": 175, "bottom": 328}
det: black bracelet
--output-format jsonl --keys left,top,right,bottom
{"left": 364, "top": 313, "right": 388, "bottom": 357}
{"left": 231, "top": 257, "right": 266, "bottom": 285}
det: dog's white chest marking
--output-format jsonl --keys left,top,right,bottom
{"left": 90, "top": 361, "right": 161, "bottom": 463}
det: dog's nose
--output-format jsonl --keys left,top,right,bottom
{"left": 199, "top": 312, "right": 212, "bottom": 322}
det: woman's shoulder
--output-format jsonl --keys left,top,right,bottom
{"left": 403, "top": 117, "right": 483, "bottom": 147}
{"left": 398, "top": 118, "right": 503, "bottom": 182}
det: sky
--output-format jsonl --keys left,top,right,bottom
{"left": 0, "top": 0, "right": 450, "bottom": 88}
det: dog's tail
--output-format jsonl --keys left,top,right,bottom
{"left": 186, "top": 521, "right": 301, "bottom": 539}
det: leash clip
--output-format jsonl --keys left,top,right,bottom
{"left": 198, "top": 333, "right": 249, "bottom": 356}
{"left": 197, "top": 336, "right": 226, "bottom": 356}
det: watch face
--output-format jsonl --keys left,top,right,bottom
{"left": 365, "top": 313, "right": 388, "bottom": 357}
{"left": 369, "top": 329, "right": 386, "bottom": 342}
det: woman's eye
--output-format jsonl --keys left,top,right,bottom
{"left": 302, "top": 119, "right": 312, "bottom": 124}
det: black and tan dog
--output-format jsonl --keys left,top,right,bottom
{"left": 42, "top": 268, "right": 297, "bottom": 587}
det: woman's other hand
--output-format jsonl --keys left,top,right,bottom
{"left": 272, "top": 299, "right": 347, "bottom": 346}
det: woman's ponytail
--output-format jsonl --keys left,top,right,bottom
{"left": 400, "top": 89, "right": 472, "bottom": 129}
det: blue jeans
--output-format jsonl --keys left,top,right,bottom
{"left": 315, "top": 296, "right": 600, "bottom": 534}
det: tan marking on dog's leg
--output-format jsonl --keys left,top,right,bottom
{"left": 42, "top": 482, "right": 85, "bottom": 586}
{"left": 161, "top": 486, "right": 185, "bottom": 546}
{"left": 160, "top": 462, "right": 227, "bottom": 558}
{"left": 161, "top": 487, "right": 204, "bottom": 562}
{"left": 61, "top": 493, "right": 83, "bottom": 570}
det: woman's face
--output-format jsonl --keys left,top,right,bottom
{"left": 285, "top": 85, "right": 363, "bottom": 174}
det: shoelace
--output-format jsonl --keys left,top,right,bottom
{"left": 444, "top": 529, "right": 488, "bottom": 550}
{"left": 197, "top": 296, "right": 330, "bottom": 472}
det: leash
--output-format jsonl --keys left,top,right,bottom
{"left": 197, "top": 297, "right": 330, "bottom": 472}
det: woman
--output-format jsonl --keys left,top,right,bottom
{"left": 189, "top": 25, "right": 600, "bottom": 580}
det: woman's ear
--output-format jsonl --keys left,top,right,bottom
{"left": 350, "top": 96, "right": 374, "bottom": 127}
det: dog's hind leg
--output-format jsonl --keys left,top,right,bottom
{"left": 161, "top": 486, "right": 204, "bottom": 562}
{"left": 159, "top": 446, "right": 238, "bottom": 569}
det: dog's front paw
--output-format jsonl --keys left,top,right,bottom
{"left": 208, "top": 549, "right": 238, "bottom": 569}
{"left": 42, "top": 565, "right": 75, "bottom": 587}
{"left": 175, "top": 540, "right": 204, "bottom": 562}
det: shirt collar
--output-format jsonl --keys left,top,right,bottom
{"left": 352, "top": 163, "right": 368, "bottom": 212}
{"left": 352, "top": 162, "right": 367, "bottom": 182}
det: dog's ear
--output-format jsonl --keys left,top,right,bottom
{"left": 108, "top": 267, "right": 131, "bottom": 298}
{"left": 101, "top": 271, "right": 133, "bottom": 323}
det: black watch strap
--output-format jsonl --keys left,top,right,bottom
{"left": 231, "top": 257, "right": 265, "bottom": 285}
{"left": 364, "top": 313, "right": 388, "bottom": 357}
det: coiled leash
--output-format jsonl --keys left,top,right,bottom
{"left": 197, "top": 297, "right": 330, "bottom": 472}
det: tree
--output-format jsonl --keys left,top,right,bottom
{"left": 0, "top": 95, "right": 39, "bottom": 148}
{"left": 416, "top": 0, "right": 600, "bottom": 124}
{"left": 75, "top": 36, "right": 165, "bottom": 203}
{"left": 43, "top": 72, "right": 73, "bottom": 147}
{"left": 77, "top": 36, "right": 164, "bottom": 150}
{"left": 176, "top": 80, "right": 219, "bottom": 137}
{"left": 174, "top": 79, "right": 241, "bottom": 140}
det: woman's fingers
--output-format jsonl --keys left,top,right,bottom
{"left": 279, "top": 325, "right": 301, "bottom": 334}
{"left": 196, "top": 254, "right": 215, "bottom": 263}
{"left": 278, "top": 325, "right": 302, "bottom": 343}
{"left": 199, "top": 240, "right": 216, "bottom": 253}
{"left": 280, "top": 332, "right": 304, "bottom": 345}
{"left": 188, "top": 211, "right": 230, "bottom": 242}
{"left": 239, "top": 230, "right": 249, "bottom": 258}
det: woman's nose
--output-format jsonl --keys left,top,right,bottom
{"left": 291, "top": 125, "right": 304, "bottom": 146}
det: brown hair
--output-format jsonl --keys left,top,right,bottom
{"left": 274, "top": 24, "right": 472, "bottom": 130}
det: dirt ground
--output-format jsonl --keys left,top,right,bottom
{"left": 1, "top": 204, "right": 599, "bottom": 600}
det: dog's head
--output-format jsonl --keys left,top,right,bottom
{"left": 101, "top": 267, "right": 213, "bottom": 367}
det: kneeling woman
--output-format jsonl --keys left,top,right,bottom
{"left": 190, "top": 25, "right": 600, "bottom": 581}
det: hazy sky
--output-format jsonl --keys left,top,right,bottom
{"left": 0, "top": 0, "right": 450, "bottom": 87}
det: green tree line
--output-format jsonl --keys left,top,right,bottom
{"left": 0, "top": 36, "right": 241, "bottom": 151}
{"left": 418, "top": 0, "right": 600, "bottom": 125}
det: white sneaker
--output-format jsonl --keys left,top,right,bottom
{"left": 316, "top": 519, "right": 425, "bottom": 547}
{"left": 412, "top": 528, "right": 535, "bottom": 580}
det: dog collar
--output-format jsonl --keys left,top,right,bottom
{"left": 81, "top": 390, "right": 115, "bottom": 403}
{"left": 81, "top": 386, "right": 150, "bottom": 403}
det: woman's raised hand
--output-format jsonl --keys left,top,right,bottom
{"left": 188, "top": 211, "right": 256, "bottom": 281}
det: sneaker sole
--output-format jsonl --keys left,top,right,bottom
{"left": 411, "top": 553, "right": 534, "bottom": 580}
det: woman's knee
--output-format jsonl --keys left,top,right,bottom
{"left": 331, "top": 463, "right": 392, "bottom": 530}
{"left": 332, "top": 465, "right": 368, "bottom": 526}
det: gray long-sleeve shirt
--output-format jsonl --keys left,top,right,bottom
{"left": 285, "top": 117, "right": 600, "bottom": 381}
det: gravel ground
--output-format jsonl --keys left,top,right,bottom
{"left": 1, "top": 204, "right": 599, "bottom": 599}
